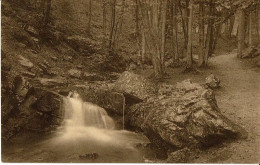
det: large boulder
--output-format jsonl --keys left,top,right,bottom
{"left": 112, "top": 71, "right": 157, "bottom": 100}
{"left": 74, "top": 86, "right": 125, "bottom": 115}
{"left": 24, "top": 88, "right": 64, "bottom": 131}
{"left": 2, "top": 75, "right": 31, "bottom": 123}
{"left": 63, "top": 84, "right": 141, "bottom": 115}
{"left": 127, "top": 79, "right": 246, "bottom": 155}
{"left": 2, "top": 76, "right": 64, "bottom": 141}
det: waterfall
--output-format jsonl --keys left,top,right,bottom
{"left": 9, "top": 91, "right": 150, "bottom": 163}
{"left": 63, "top": 92, "right": 115, "bottom": 130}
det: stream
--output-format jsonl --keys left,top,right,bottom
{"left": 2, "top": 92, "right": 152, "bottom": 163}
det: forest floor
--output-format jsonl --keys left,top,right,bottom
{"left": 142, "top": 52, "right": 260, "bottom": 163}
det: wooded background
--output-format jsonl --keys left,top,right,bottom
{"left": 6, "top": 0, "right": 260, "bottom": 77}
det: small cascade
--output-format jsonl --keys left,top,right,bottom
{"left": 63, "top": 92, "right": 115, "bottom": 129}
{"left": 2, "top": 91, "right": 150, "bottom": 163}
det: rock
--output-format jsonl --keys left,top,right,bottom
{"left": 2, "top": 81, "right": 64, "bottom": 141}
{"left": 65, "top": 35, "right": 100, "bottom": 55}
{"left": 79, "top": 153, "right": 99, "bottom": 160}
{"left": 176, "top": 79, "right": 203, "bottom": 92}
{"left": 144, "top": 64, "right": 153, "bottom": 69}
{"left": 24, "top": 25, "right": 39, "bottom": 37}
{"left": 39, "top": 28, "right": 65, "bottom": 44}
{"left": 36, "top": 77, "right": 67, "bottom": 88}
{"left": 24, "top": 88, "right": 64, "bottom": 131}
{"left": 71, "top": 86, "right": 125, "bottom": 115}
{"left": 82, "top": 72, "right": 104, "bottom": 81}
{"left": 43, "top": 60, "right": 51, "bottom": 68}
{"left": 1, "top": 60, "right": 12, "bottom": 91}
{"left": 205, "top": 74, "right": 220, "bottom": 89}
{"left": 1, "top": 91, "right": 19, "bottom": 124}
{"left": 143, "top": 157, "right": 156, "bottom": 163}
{"left": 20, "top": 88, "right": 64, "bottom": 131}
{"left": 33, "top": 91, "right": 62, "bottom": 113}
{"left": 12, "top": 76, "right": 31, "bottom": 101}
{"left": 127, "top": 79, "right": 246, "bottom": 152}
{"left": 167, "top": 148, "right": 191, "bottom": 163}
{"left": 66, "top": 56, "right": 73, "bottom": 61}
{"left": 94, "top": 52, "right": 127, "bottom": 73}
{"left": 51, "top": 56, "right": 58, "bottom": 61}
{"left": 127, "top": 63, "right": 137, "bottom": 71}
{"left": 13, "top": 28, "right": 40, "bottom": 51}
{"left": 38, "top": 62, "right": 57, "bottom": 76}
{"left": 242, "top": 46, "right": 260, "bottom": 59}
{"left": 18, "top": 55, "right": 34, "bottom": 69}
{"left": 113, "top": 71, "right": 157, "bottom": 100}
{"left": 38, "top": 60, "right": 51, "bottom": 70}
{"left": 17, "top": 42, "right": 27, "bottom": 48}
{"left": 38, "top": 63, "right": 48, "bottom": 71}
{"left": 63, "top": 83, "right": 142, "bottom": 116}
{"left": 109, "top": 72, "right": 121, "bottom": 80}
{"left": 165, "top": 58, "right": 173, "bottom": 67}
{"left": 1, "top": 59, "right": 11, "bottom": 71}
{"left": 76, "top": 65, "right": 84, "bottom": 69}
{"left": 68, "top": 69, "right": 82, "bottom": 79}
{"left": 46, "top": 69, "right": 58, "bottom": 77}
{"left": 134, "top": 142, "right": 152, "bottom": 149}
{"left": 22, "top": 71, "right": 36, "bottom": 78}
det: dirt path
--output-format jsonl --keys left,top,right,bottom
{"left": 191, "top": 53, "right": 260, "bottom": 163}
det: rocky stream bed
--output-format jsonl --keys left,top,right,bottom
{"left": 1, "top": 70, "right": 247, "bottom": 163}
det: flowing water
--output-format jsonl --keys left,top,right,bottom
{"left": 2, "top": 92, "right": 151, "bottom": 163}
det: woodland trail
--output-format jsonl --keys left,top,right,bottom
{"left": 192, "top": 52, "right": 260, "bottom": 163}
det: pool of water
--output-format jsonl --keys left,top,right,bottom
{"left": 2, "top": 92, "right": 155, "bottom": 163}
{"left": 2, "top": 128, "right": 152, "bottom": 163}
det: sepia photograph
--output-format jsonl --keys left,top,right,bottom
{"left": 1, "top": 0, "right": 260, "bottom": 163}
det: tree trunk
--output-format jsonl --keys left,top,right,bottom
{"left": 179, "top": 1, "right": 188, "bottom": 55}
{"left": 109, "top": 0, "right": 116, "bottom": 51}
{"left": 229, "top": 16, "right": 235, "bottom": 38}
{"left": 212, "top": 23, "right": 221, "bottom": 54}
{"left": 41, "top": 0, "right": 45, "bottom": 14}
{"left": 204, "top": 0, "right": 214, "bottom": 65}
{"left": 160, "top": 0, "right": 167, "bottom": 73}
{"left": 102, "top": 0, "right": 107, "bottom": 48}
{"left": 237, "top": 8, "right": 245, "bottom": 58}
{"left": 88, "top": 0, "right": 92, "bottom": 32}
{"left": 152, "top": 0, "right": 163, "bottom": 78}
{"left": 141, "top": 28, "right": 146, "bottom": 67}
{"left": 135, "top": 0, "right": 139, "bottom": 35}
{"left": 186, "top": 0, "right": 193, "bottom": 68}
{"left": 257, "top": 7, "right": 260, "bottom": 42}
{"left": 44, "top": 0, "right": 51, "bottom": 26}
{"left": 135, "top": 0, "right": 142, "bottom": 67}
{"left": 198, "top": 0, "right": 204, "bottom": 67}
{"left": 153, "top": 0, "right": 159, "bottom": 33}
{"left": 248, "top": 11, "right": 252, "bottom": 46}
{"left": 113, "top": 0, "right": 126, "bottom": 50}
{"left": 232, "top": 11, "right": 239, "bottom": 36}
{"left": 139, "top": 0, "right": 166, "bottom": 78}
{"left": 172, "top": 0, "right": 179, "bottom": 62}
